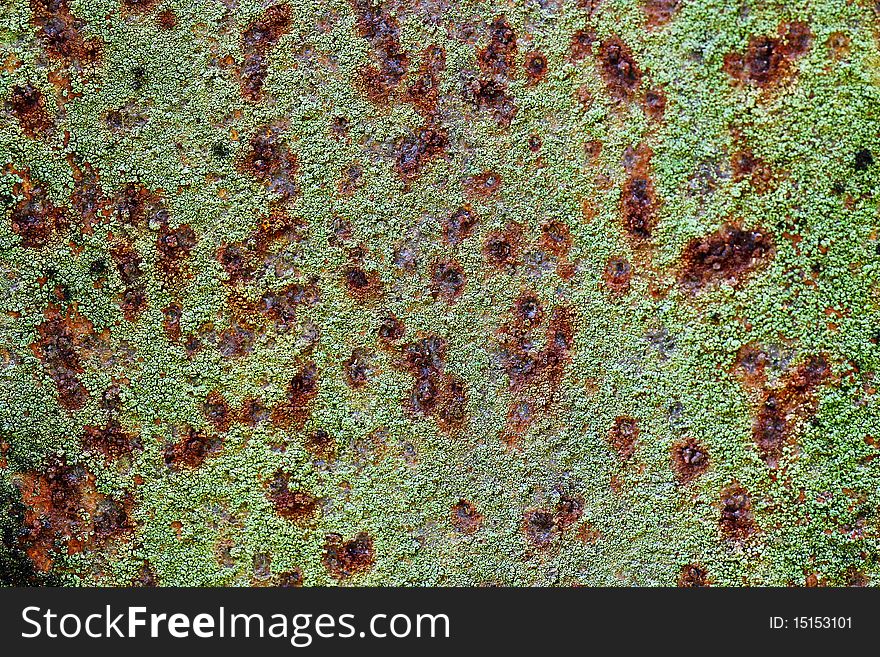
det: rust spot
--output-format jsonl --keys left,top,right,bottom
{"left": 731, "top": 149, "right": 775, "bottom": 194}
{"left": 464, "top": 76, "right": 518, "bottom": 127}
{"left": 513, "top": 292, "right": 543, "bottom": 328}
{"left": 217, "top": 324, "right": 254, "bottom": 358}
{"left": 679, "top": 223, "right": 773, "bottom": 290}
{"left": 120, "top": 285, "right": 147, "bottom": 321}
{"left": 430, "top": 259, "right": 466, "bottom": 302}
{"left": 465, "top": 170, "right": 502, "bottom": 197}
{"left": 621, "top": 144, "right": 658, "bottom": 241}
{"left": 156, "top": 222, "right": 197, "bottom": 277}
{"left": 554, "top": 493, "right": 584, "bottom": 531}
{"left": 644, "top": 87, "right": 666, "bottom": 120}
{"left": 377, "top": 313, "right": 405, "bottom": 343}
{"left": 451, "top": 499, "right": 483, "bottom": 534}
{"left": 569, "top": 29, "right": 594, "bottom": 61}
{"left": 406, "top": 44, "right": 446, "bottom": 115}
{"left": 133, "top": 561, "right": 158, "bottom": 586}
{"left": 752, "top": 355, "right": 829, "bottom": 467}
{"left": 239, "top": 125, "right": 298, "bottom": 202}
{"left": 352, "top": 0, "right": 408, "bottom": 103}
{"left": 10, "top": 83, "right": 52, "bottom": 137}
{"left": 344, "top": 348, "right": 374, "bottom": 389}
{"left": 305, "top": 428, "right": 336, "bottom": 461}
{"left": 111, "top": 183, "right": 165, "bottom": 228}
{"left": 671, "top": 438, "right": 709, "bottom": 483}
{"left": 70, "top": 161, "right": 106, "bottom": 228}
{"left": 719, "top": 484, "right": 755, "bottom": 540}
{"left": 344, "top": 266, "right": 383, "bottom": 300}
{"left": 524, "top": 509, "right": 557, "bottom": 547}
{"left": 267, "top": 470, "right": 319, "bottom": 523}
{"left": 164, "top": 427, "right": 222, "bottom": 470}
{"left": 826, "top": 32, "right": 850, "bottom": 60}
{"left": 162, "top": 302, "right": 182, "bottom": 342}
{"left": 9, "top": 173, "right": 69, "bottom": 248}
{"left": 597, "top": 37, "right": 641, "bottom": 101}
{"left": 442, "top": 205, "right": 478, "bottom": 246}
{"left": 524, "top": 51, "right": 548, "bottom": 84}
{"left": 483, "top": 222, "right": 522, "bottom": 270}
{"left": 30, "top": 304, "right": 93, "bottom": 410}
{"left": 270, "top": 363, "right": 319, "bottom": 428}
{"left": 540, "top": 219, "right": 571, "bottom": 257}
{"left": 642, "top": 0, "right": 680, "bottom": 29}
{"left": 240, "top": 4, "right": 292, "bottom": 101}
{"left": 394, "top": 124, "right": 448, "bottom": 181}
{"left": 83, "top": 419, "right": 136, "bottom": 461}
{"left": 608, "top": 416, "right": 638, "bottom": 462}
{"left": 602, "top": 256, "right": 632, "bottom": 296}
{"left": 478, "top": 16, "right": 517, "bottom": 76}
{"left": 678, "top": 564, "right": 709, "bottom": 587}
{"left": 723, "top": 22, "right": 812, "bottom": 88}
{"left": 29, "top": 0, "right": 102, "bottom": 66}
{"left": 400, "top": 336, "right": 468, "bottom": 433}
{"left": 156, "top": 9, "right": 177, "bottom": 29}
{"left": 238, "top": 397, "right": 269, "bottom": 426}
{"left": 528, "top": 134, "right": 542, "bottom": 152}
{"left": 203, "top": 391, "right": 232, "bottom": 433}
{"left": 322, "top": 532, "right": 375, "bottom": 579}
{"left": 275, "top": 569, "right": 304, "bottom": 587}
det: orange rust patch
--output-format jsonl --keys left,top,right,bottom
{"left": 596, "top": 37, "right": 641, "bottom": 101}
{"left": 671, "top": 437, "right": 709, "bottom": 483}
{"left": 30, "top": 304, "right": 94, "bottom": 410}
{"left": 163, "top": 427, "right": 222, "bottom": 470}
{"left": 478, "top": 16, "right": 517, "bottom": 77}
{"left": 608, "top": 415, "right": 638, "bottom": 462}
{"left": 719, "top": 483, "right": 756, "bottom": 540}
{"left": 352, "top": 0, "right": 408, "bottom": 103}
{"left": 483, "top": 221, "right": 523, "bottom": 271}
{"left": 203, "top": 390, "right": 232, "bottom": 433}
{"left": 267, "top": 470, "right": 319, "bottom": 523}
{"left": 602, "top": 256, "right": 632, "bottom": 296}
{"left": 343, "top": 265, "right": 383, "bottom": 301}
{"left": 406, "top": 44, "right": 446, "bottom": 115}
{"left": 394, "top": 124, "right": 448, "bottom": 181}
{"left": 8, "top": 169, "right": 69, "bottom": 248}
{"left": 642, "top": 0, "right": 680, "bottom": 29}
{"left": 29, "top": 0, "right": 102, "bottom": 66}
{"left": 678, "top": 564, "right": 710, "bottom": 587}
{"left": 270, "top": 363, "right": 319, "bottom": 428}
{"left": 621, "top": 144, "right": 658, "bottom": 242}
{"left": 465, "top": 170, "right": 502, "bottom": 197}
{"left": 10, "top": 83, "right": 52, "bottom": 137}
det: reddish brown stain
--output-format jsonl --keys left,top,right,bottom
{"left": 239, "top": 125, "right": 298, "bottom": 202}
{"left": 203, "top": 391, "right": 232, "bottom": 433}
{"left": 270, "top": 363, "right": 319, "bottom": 428}
{"left": 643, "top": 87, "right": 666, "bottom": 121}
{"left": 451, "top": 499, "right": 483, "bottom": 534}
{"left": 352, "top": 0, "right": 408, "bottom": 103}
{"left": 596, "top": 37, "right": 642, "bottom": 101}
{"left": 275, "top": 569, "right": 304, "bottom": 587}
{"left": 554, "top": 493, "right": 584, "bottom": 532}
{"left": 570, "top": 29, "right": 595, "bottom": 61}
{"left": 121, "top": 0, "right": 160, "bottom": 13}
{"left": 540, "top": 219, "right": 572, "bottom": 258}
{"left": 731, "top": 148, "right": 775, "bottom": 194}
{"left": 752, "top": 355, "right": 829, "bottom": 467}
{"left": 111, "top": 183, "right": 165, "bottom": 228}
{"left": 322, "top": 532, "right": 375, "bottom": 579}
{"left": 162, "top": 302, "right": 182, "bottom": 342}
{"left": 305, "top": 428, "right": 336, "bottom": 461}
{"left": 678, "top": 564, "right": 710, "bottom": 587}
{"left": 377, "top": 313, "right": 405, "bottom": 343}
{"left": 83, "top": 419, "right": 136, "bottom": 461}
{"left": 513, "top": 292, "right": 543, "bottom": 328}
{"left": 621, "top": 144, "right": 658, "bottom": 241}
{"left": 465, "top": 170, "right": 502, "bottom": 197}
{"left": 240, "top": 4, "right": 293, "bottom": 101}
{"left": 394, "top": 124, "right": 448, "bottom": 181}
{"left": 157, "top": 9, "right": 177, "bottom": 29}
{"left": 483, "top": 221, "right": 523, "bottom": 270}
{"left": 344, "top": 348, "right": 374, "bottom": 389}
{"left": 723, "top": 22, "right": 812, "bottom": 88}
{"left": 524, "top": 509, "right": 557, "bottom": 547}
{"left": 217, "top": 211, "right": 306, "bottom": 285}
{"left": 608, "top": 416, "right": 638, "bottom": 462}
{"left": 671, "top": 438, "right": 709, "bottom": 483}
{"left": 29, "top": 0, "right": 102, "bottom": 66}
{"left": 343, "top": 266, "right": 383, "bottom": 300}
{"left": 156, "top": 222, "right": 197, "bottom": 277}
{"left": 164, "top": 427, "right": 222, "bottom": 470}
{"left": 524, "top": 51, "right": 548, "bottom": 84}
{"left": 400, "top": 336, "right": 468, "bottom": 433}
{"left": 406, "top": 44, "right": 446, "bottom": 115}
{"left": 10, "top": 84, "right": 52, "bottom": 137}
{"left": 8, "top": 170, "right": 69, "bottom": 248}
{"left": 238, "top": 397, "right": 269, "bottom": 426}
{"left": 478, "top": 16, "right": 517, "bottom": 76}
{"left": 442, "top": 206, "right": 478, "bottom": 247}
{"left": 720, "top": 484, "right": 756, "bottom": 540}
{"left": 602, "top": 256, "right": 632, "bottom": 296}
{"left": 464, "top": 76, "right": 518, "bottom": 127}
{"left": 642, "top": 0, "right": 680, "bottom": 29}
{"left": 30, "top": 304, "right": 93, "bottom": 410}
{"left": 69, "top": 161, "right": 106, "bottom": 229}
{"left": 267, "top": 470, "right": 319, "bottom": 523}
{"left": 679, "top": 223, "right": 773, "bottom": 290}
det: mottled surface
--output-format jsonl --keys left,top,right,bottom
{"left": 1, "top": 0, "right": 879, "bottom": 586}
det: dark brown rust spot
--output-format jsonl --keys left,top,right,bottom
{"left": 723, "top": 22, "right": 812, "bottom": 88}
{"left": 203, "top": 391, "right": 232, "bottom": 433}
{"left": 164, "top": 427, "right": 222, "bottom": 470}
{"left": 9, "top": 175, "right": 69, "bottom": 248}
{"left": 644, "top": 87, "right": 666, "bottom": 120}
{"left": 514, "top": 292, "right": 543, "bottom": 327}
{"left": 602, "top": 256, "right": 632, "bottom": 295}
{"left": 731, "top": 149, "right": 775, "bottom": 194}
{"left": 344, "top": 348, "right": 374, "bottom": 389}
{"left": 621, "top": 145, "right": 658, "bottom": 241}
{"left": 240, "top": 4, "right": 293, "bottom": 102}
{"left": 343, "top": 266, "right": 383, "bottom": 300}
{"left": 483, "top": 222, "right": 522, "bottom": 270}
{"left": 524, "top": 51, "right": 548, "bottom": 84}
{"left": 352, "top": 0, "right": 408, "bottom": 103}
{"left": 678, "top": 564, "right": 709, "bottom": 587}
{"left": 554, "top": 493, "right": 584, "bottom": 532}
{"left": 240, "top": 125, "right": 298, "bottom": 202}
{"left": 464, "top": 77, "right": 518, "bottom": 128}
{"left": 478, "top": 16, "right": 517, "bottom": 76}
{"left": 608, "top": 415, "right": 638, "bottom": 462}
{"left": 29, "top": 0, "right": 102, "bottom": 66}
{"left": 83, "top": 419, "right": 136, "bottom": 461}
{"left": 523, "top": 509, "right": 557, "bottom": 547}
{"left": 430, "top": 259, "right": 466, "bottom": 302}
{"left": 30, "top": 305, "right": 92, "bottom": 410}
{"left": 270, "top": 363, "right": 319, "bottom": 428}
{"left": 671, "top": 438, "right": 709, "bottom": 483}
{"left": 156, "top": 223, "right": 197, "bottom": 277}
{"left": 322, "top": 532, "right": 375, "bottom": 579}
{"left": 597, "top": 37, "right": 641, "bottom": 101}
{"left": 442, "top": 206, "right": 478, "bottom": 246}
{"left": 267, "top": 470, "right": 319, "bottom": 523}
{"left": 451, "top": 499, "right": 483, "bottom": 534}
{"left": 157, "top": 9, "right": 177, "bottom": 29}
{"left": 679, "top": 223, "right": 773, "bottom": 290}
{"left": 10, "top": 84, "right": 52, "bottom": 137}
{"left": 377, "top": 314, "right": 405, "bottom": 343}
{"left": 720, "top": 484, "right": 755, "bottom": 540}
{"left": 305, "top": 428, "right": 336, "bottom": 461}
{"left": 540, "top": 219, "right": 572, "bottom": 257}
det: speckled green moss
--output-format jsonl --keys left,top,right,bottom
{"left": 0, "top": 0, "right": 879, "bottom": 586}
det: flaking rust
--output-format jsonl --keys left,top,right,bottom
{"left": 1, "top": 0, "right": 879, "bottom": 587}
